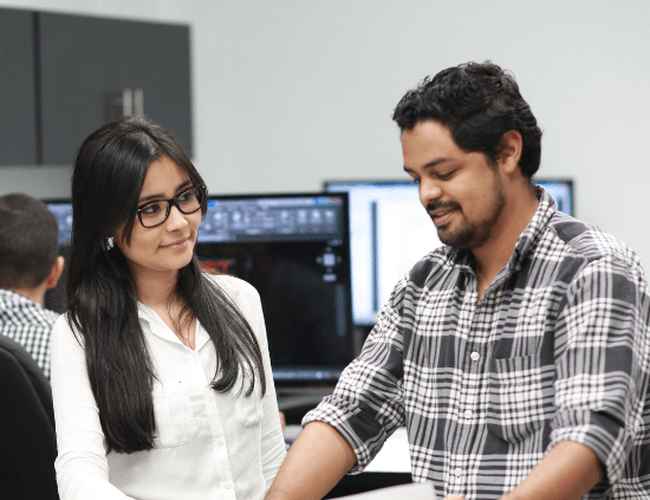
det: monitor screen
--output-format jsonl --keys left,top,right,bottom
{"left": 43, "top": 199, "right": 73, "bottom": 313}
{"left": 324, "top": 180, "right": 440, "bottom": 326}
{"left": 197, "top": 193, "right": 353, "bottom": 384}
{"left": 325, "top": 177, "right": 575, "bottom": 326}
{"left": 46, "top": 200, "right": 74, "bottom": 246}
{"left": 536, "top": 178, "right": 574, "bottom": 216}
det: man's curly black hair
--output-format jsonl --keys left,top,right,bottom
{"left": 392, "top": 62, "right": 542, "bottom": 178}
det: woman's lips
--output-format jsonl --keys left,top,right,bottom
{"left": 161, "top": 236, "right": 191, "bottom": 248}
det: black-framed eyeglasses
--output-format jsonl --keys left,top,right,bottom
{"left": 136, "top": 185, "right": 205, "bottom": 228}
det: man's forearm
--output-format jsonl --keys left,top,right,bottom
{"left": 502, "top": 441, "right": 602, "bottom": 500}
{"left": 265, "top": 421, "right": 357, "bottom": 500}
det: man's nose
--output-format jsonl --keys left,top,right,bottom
{"left": 419, "top": 178, "right": 443, "bottom": 208}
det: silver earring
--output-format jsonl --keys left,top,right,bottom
{"left": 105, "top": 236, "right": 114, "bottom": 250}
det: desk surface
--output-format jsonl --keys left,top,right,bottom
{"left": 284, "top": 425, "right": 411, "bottom": 473}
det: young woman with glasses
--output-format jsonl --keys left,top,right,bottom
{"left": 50, "top": 117, "right": 286, "bottom": 499}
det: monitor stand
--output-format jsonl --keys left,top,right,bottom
{"left": 277, "top": 385, "right": 335, "bottom": 426}
{"left": 276, "top": 385, "right": 334, "bottom": 411}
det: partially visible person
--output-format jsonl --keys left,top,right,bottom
{"left": 0, "top": 334, "right": 59, "bottom": 499}
{"left": 0, "top": 193, "right": 65, "bottom": 379}
{"left": 266, "top": 62, "right": 650, "bottom": 499}
{"left": 51, "top": 117, "right": 286, "bottom": 500}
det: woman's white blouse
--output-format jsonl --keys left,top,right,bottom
{"left": 50, "top": 275, "right": 287, "bottom": 500}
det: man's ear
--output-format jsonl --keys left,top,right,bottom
{"left": 45, "top": 256, "right": 65, "bottom": 290}
{"left": 497, "top": 130, "right": 523, "bottom": 176}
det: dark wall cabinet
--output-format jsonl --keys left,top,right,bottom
{"left": 0, "top": 9, "right": 192, "bottom": 166}
{"left": 38, "top": 13, "right": 192, "bottom": 163}
{"left": 0, "top": 9, "right": 38, "bottom": 164}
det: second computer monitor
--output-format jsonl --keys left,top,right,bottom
{"left": 197, "top": 192, "right": 353, "bottom": 384}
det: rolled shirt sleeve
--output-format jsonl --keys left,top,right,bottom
{"left": 549, "top": 252, "right": 650, "bottom": 487}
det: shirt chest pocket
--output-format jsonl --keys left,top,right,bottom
{"left": 222, "top": 386, "right": 264, "bottom": 469}
{"left": 233, "top": 381, "right": 263, "bottom": 432}
{"left": 486, "top": 355, "right": 555, "bottom": 444}
{"left": 230, "top": 367, "right": 264, "bottom": 428}
{"left": 153, "top": 387, "right": 212, "bottom": 448}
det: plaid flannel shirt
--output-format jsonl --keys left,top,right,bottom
{"left": 304, "top": 190, "right": 650, "bottom": 499}
{"left": 0, "top": 289, "right": 58, "bottom": 378}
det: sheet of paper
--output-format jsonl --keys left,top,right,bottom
{"left": 336, "top": 482, "right": 436, "bottom": 499}
{"left": 364, "top": 427, "right": 411, "bottom": 473}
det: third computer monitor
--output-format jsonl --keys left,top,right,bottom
{"left": 325, "top": 178, "right": 574, "bottom": 326}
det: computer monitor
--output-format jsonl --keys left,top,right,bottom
{"left": 43, "top": 199, "right": 73, "bottom": 313}
{"left": 536, "top": 178, "right": 575, "bottom": 216}
{"left": 197, "top": 192, "right": 353, "bottom": 385}
{"left": 324, "top": 177, "right": 575, "bottom": 326}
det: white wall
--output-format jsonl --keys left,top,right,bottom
{"left": 1, "top": 0, "right": 649, "bottom": 268}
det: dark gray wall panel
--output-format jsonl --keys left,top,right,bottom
{"left": 39, "top": 13, "right": 192, "bottom": 164}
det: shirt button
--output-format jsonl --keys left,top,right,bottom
{"left": 470, "top": 351, "right": 480, "bottom": 361}
{"left": 464, "top": 409, "right": 473, "bottom": 419}
{"left": 454, "top": 467, "right": 462, "bottom": 478}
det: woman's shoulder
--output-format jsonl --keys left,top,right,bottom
{"left": 52, "top": 313, "right": 73, "bottom": 337}
{"left": 50, "top": 312, "right": 85, "bottom": 352}
{"left": 203, "top": 272, "right": 261, "bottom": 309}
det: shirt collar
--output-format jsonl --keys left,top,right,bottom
{"left": 506, "top": 186, "right": 556, "bottom": 273}
{"left": 0, "top": 288, "right": 41, "bottom": 310}
{"left": 137, "top": 302, "right": 211, "bottom": 351}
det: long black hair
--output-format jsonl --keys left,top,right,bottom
{"left": 66, "top": 117, "right": 266, "bottom": 453}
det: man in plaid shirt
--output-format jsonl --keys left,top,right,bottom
{"left": 0, "top": 193, "right": 64, "bottom": 379}
{"left": 266, "top": 62, "right": 650, "bottom": 499}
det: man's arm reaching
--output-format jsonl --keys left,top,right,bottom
{"left": 265, "top": 422, "right": 357, "bottom": 500}
{"left": 502, "top": 441, "right": 602, "bottom": 500}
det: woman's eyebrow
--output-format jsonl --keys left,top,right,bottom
{"left": 138, "top": 180, "right": 193, "bottom": 204}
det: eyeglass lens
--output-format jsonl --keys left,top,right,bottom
{"left": 138, "top": 187, "right": 202, "bottom": 228}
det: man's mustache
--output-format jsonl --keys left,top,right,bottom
{"left": 426, "top": 201, "right": 460, "bottom": 214}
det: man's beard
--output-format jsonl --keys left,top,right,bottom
{"left": 427, "top": 188, "right": 506, "bottom": 250}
